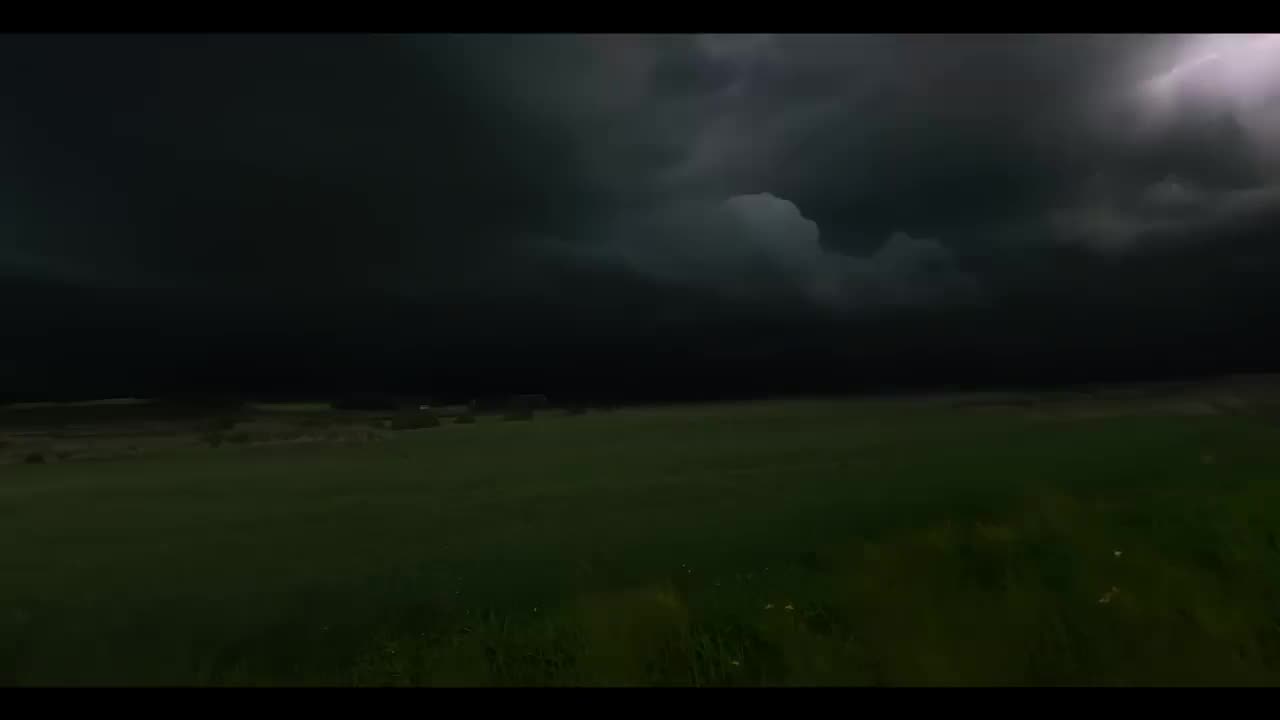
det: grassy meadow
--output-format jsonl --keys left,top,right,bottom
{"left": 3, "top": 386, "right": 1280, "bottom": 685}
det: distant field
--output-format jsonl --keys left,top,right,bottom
{"left": 5, "top": 398, "right": 148, "bottom": 410}
{"left": 248, "top": 402, "right": 334, "bottom": 413}
{"left": 3, "top": 388, "right": 1280, "bottom": 685}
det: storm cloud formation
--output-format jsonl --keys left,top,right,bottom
{"left": 3, "top": 34, "right": 1279, "bottom": 400}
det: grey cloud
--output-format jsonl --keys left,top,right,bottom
{"left": 561, "top": 192, "right": 981, "bottom": 310}
{"left": 4, "top": 33, "right": 1279, "bottom": 332}
{"left": 1050, "top": 180, "right": 1280, "bottom": 254}
{"left": 501, "top": 35, "right": 1278, "bottom": 308}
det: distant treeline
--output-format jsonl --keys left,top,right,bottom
{"left": 0, "top": 393, "right": 251, "bottom": 429}
{"left": 330, "top": 392, "right": 555, "bottom": 413}
{"left": 1, "top": 390, "right": 606, "bottom": 412}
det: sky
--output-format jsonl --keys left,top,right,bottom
{"left": 3, "top": 34, "right": 1280, "bottom": 401}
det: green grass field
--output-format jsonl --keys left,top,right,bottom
{"left": 3, "top": 396, "right": 1280, "bottom": 685}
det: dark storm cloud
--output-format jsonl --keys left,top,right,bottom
{"left": 4, "top": 33, "right": 1280, "bottom": 392}
{"left": 492, "top": 34, "right": 1280, "bottom": 315}
{"left": 0, "top": 34, "right": 594, "bottom": 297}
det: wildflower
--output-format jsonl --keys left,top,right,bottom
{"left": 764, "top": 603, "right": 774, "bottom": 610}
{"left": 784, "top": 603, "right": 795, "bottom": 612}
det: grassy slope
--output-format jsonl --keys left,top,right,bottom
{"left": 2, "top": 399, "right": 1279, "bottom": 685}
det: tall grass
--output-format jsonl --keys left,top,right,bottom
{"left": 3, "top": 399, "right": 1279, "bottom": 684}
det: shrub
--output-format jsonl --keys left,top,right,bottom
{"left": 504, "top": 407, "right": 534, "bottom": 422}
{"left": 158, "top": 392, "right": 245, "bottom": 410}
{"left": 511, "top": 394, "right": 549, "bottom": 410}
{"left": 332, "top": 393, "right": 402, "bottom": 411}
{"left": 225, "top": 431, "right": 253, "bottom": 444}
{"left": 564, "top": 405, "right": 587, "bottom": 416}
{"left": 468, "top": 397, "right": 508, "bottom": 414}
{"left": 24, "top": 452, "right": 45, "bottom": 464}
{"left": 504, "top": 394, "right": 541, "bottom": 422}
{"left": 205, "top": 417, "right": 238, "bottom": 433}
{"left": 390, "top": 411, "right": 441, "bottom": 431}
{"left": 455, "top": 413, "right": 476, "bottom": 425}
